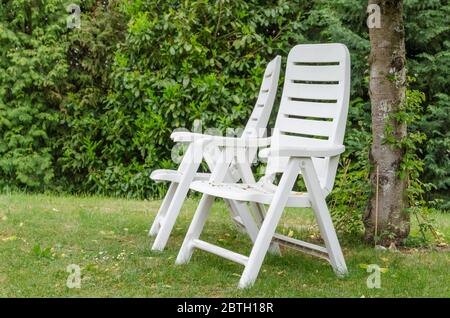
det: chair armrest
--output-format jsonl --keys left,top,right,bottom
{"left": 171, "top": 131, "right": 209, "bottom": 143}
{"left": 171, "top": 131, "right": 271, "bottom": 148}
{"left": 206, "top": 136, "right": 271, "bottom": 148}
{"left": 268, "top": 144, "right": 345, "bottom": 157}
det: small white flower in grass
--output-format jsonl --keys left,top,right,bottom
{"left": 2, "top": 235, "right": 17, "bottom": 242}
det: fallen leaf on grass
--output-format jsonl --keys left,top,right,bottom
{"left": 2, "top": 235, "right": 17, "bottom": 242}
{"left": 359, "top": 263, "right": 389, "bottom": 273}
{"left": 99, "top": 230, "right": 115, "bottom": 237}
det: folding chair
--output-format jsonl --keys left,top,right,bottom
{"left": 175, "top": 43, "right": 351, "bottom": 288}
{"left": 149, "top": 56, "right": 281, "bottom": 251}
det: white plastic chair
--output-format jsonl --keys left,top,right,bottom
{"left": 175, "top": 43, "right": 351, "bottom": 288}
{"left": 148, "top": 56, "right": 281, "bottom": 251}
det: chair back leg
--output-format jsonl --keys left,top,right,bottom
{"left": 148, "top": 183, "right": 178, "bottom": 236}
{"left": 299, "top": 159, "right": 347, "bottom": 275}
{"left": 250, "top": 202, "right": 281, "bottom": 255}
{"left": 151, "top": 143, "right": 203, "bottom": 251}
{"left": 230, "top": 201, "right": 260, "bottom": 243}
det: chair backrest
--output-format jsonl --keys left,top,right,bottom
{"left": 222, "top": 56, "right": 280, "bottom": 171}
{"left": 242, "top": 55, "right": 281, "bottom": 138}
{"left": 204, "top": 56, "right": 281, "bottom": 173}
{"left": 266, "top": 44, "right": 351, "bottom": 194}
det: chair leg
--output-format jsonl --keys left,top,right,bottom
{"left": 176, "top": 148, "right": 235, "bottom": 261}
{"left": 176, "top": 194, "right": 215, "bottom": 264}
{"left": 251, "top": 202, "right": 281, "bottom": 255}
{"left": 238, "top": 158, "right": 300, "bottom": 288}
{"left": 151, "top": 142, "right": 206, "bottom": 251}
{"left": 151, "top": 161, "right": 200, "bottom": 251}
{"left": 230, "top": 201, "right": 259, "bottom": 243}
{"left": 300, "top": 159, "right": 347, "bottom": 276}
{"left": 148, "top": 182, "right": 178, "bottom": 237}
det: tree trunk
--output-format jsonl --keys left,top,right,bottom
{"left": 364, "top": 0, "right": 409, "bottom": 245}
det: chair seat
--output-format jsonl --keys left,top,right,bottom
{"left": 189, "top": 180, "right": 311, "bottom": 207}
{"left": 150, "top": 169, "right": 211, "bottom": 183}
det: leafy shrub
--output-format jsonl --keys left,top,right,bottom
{"left": 406, "top": 1, "right": 450, "bottom": 209}
{"left": 0, "top": 0, "right": 448, "bottom": 216}
{"left": 74, "top": 0, "right": 308, "bottom": 197}
{"left": 58, "top": 1, "right": 127, "bottom": 192}
{"left": 421, "top": 93, "right": 450, "bottom": 210}
{"left": 328, "top": 98, "right": 371, "bottom": 236}
{"left": 0, "top": 0, "right": 69, "bottom": 190}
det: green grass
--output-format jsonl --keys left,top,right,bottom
{"left": 0, "top": 193, "right": 449, "bottom": 297}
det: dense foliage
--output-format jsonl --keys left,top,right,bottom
{"left": 71, "top": 0, "right": 307, "bottom": 197}
{"left": 0, "top": 0, "right": 448, "bottom": 222}
{"left": 0, "top": 0, "right": 68, "bottom": 190}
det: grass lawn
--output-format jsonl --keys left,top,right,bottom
{"left": 0, "top": 193, "right": 448, "bottom": 297}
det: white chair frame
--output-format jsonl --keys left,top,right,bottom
{"left": 148, "top": 56, "right": 281, "bottom": 251}
{"left": 175, "top": 43, "right": 351, "bottom": 288}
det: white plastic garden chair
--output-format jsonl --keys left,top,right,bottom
{"left": 175, "top": 43, "right": 351, "bottom": 288}
{"left": 148, "top": 56, "right": 281, "bottom": 251}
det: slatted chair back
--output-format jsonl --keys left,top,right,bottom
{"left": 266, "top": 44, "right": 351, "bottom": 193}
{"left": 243, "top": 56, "right": 281, "bottom": 138}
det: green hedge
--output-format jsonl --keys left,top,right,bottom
{"left": 0, "top": 0, "right": 448, "bottom": 212}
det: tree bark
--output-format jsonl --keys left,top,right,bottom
{"left": 364, "top": 0, "right": 409, "bottom": 245}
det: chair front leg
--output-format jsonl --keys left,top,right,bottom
{"left": 176, "top": 148, "right": 234, "bottom": 263}
{"left": 239, "top": 158, "right": 301, "bottom": 288}
{"left": 151, "top": 141, "right": 206, "bottom": 251}
{"left": 148, "top": 182, "right": 178, "bottom": 236}
{"left": 299, "top": 158, "right": 347, "bottom": 276}
{"left": 236, "top": 160, "right": 281, "bottom": 255}
{"left": 175, "top": 193, "right": 215, "bottom": 264}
